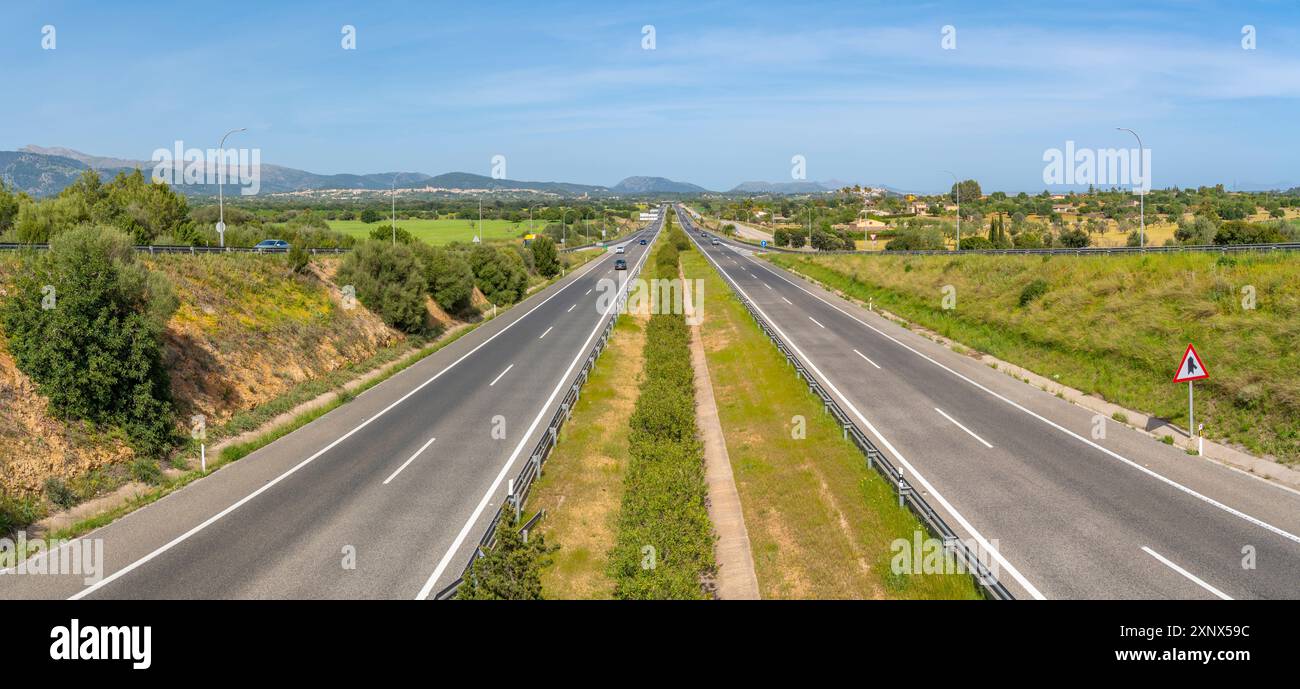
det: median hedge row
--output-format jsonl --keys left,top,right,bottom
{"left": 607, "top": 225, "right": 715, "bottom": 599}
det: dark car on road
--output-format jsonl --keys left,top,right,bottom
{"left": 254, "top": 239, "right": 290, "bottom": 252}
{"left": 614, "top": 258, "right": 628, "bottom": 270}
{"left": 639, "top": 239, "right": 647, "bottom": 245}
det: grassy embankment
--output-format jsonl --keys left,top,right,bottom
{"left": 769, "top": 251, "right": 1300, "bottom": 464}
{"left": 682, "top": 250, "right": 981, "bottom": 599}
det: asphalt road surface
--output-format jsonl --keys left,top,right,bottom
{"left": 1, "top": 215, "right": 662, "bottom": 600}
{"left": 678, "top": 205, "right": 1300, "bottom": 600}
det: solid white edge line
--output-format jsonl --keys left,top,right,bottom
{"left": 935, "top": 407, "right": 994, "bottom": 449}
{"left": 488, "top": 363, "right": 514, "bottom": 387}
{"left": 852, "top": 348, "right": 882, "bottom": 369}
{"left": 383, "top": 437, "right": 437, "bottom": 485}
{"left": 539, "top": 326, "right": 554, "bottom": 339}
{"left": 744, "top": 250, "right": 1300, "bottom": 547}
{"left": 690, "top": 228, "right": 1047, "bottom": 600}
{"left": 66, "top": 243, "right": 611, "bottom": 601}
{"left": 415, "top": 225, "right": 659, "bottom": 599}
{"left": 1141, "top": 546, "right": 1232, "bottom": 600}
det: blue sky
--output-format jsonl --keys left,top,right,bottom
{"left": 2, "top": 1, "right": 1298, "bottom": 192}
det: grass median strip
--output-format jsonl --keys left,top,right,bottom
{"left": 682, "top": 250, "right": 980, "bottom": 599}
{"left": 525, "top": 314, "right": 648, "bottom": 599}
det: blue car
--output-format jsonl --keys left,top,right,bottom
{"left": 639, "top": 239, "right": 647, "bottom": 245}
{"left": 254, "top": 239, "right": 290, "bottom": 252}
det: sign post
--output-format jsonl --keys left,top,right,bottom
{"left": 1172, "top": 343, "right": 1209, "bottom": 445}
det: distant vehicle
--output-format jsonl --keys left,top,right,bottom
{"left": 639, "top": 239, "right": 647, "bottom": 245}
{"left": 615, "top": 245, "right": 625, "bottom": 254}
{"left": 710, "top": 238, "right": 720, "bottom": 246}
{"left": 614, "top": 258, "right": 628, "bottom": 270}
{"left": 254, "top": 239, "right": 289, "bottom": 252}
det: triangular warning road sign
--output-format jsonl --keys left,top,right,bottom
{"left": 1173, "top": 343, "right": 1209, "bottom": 383}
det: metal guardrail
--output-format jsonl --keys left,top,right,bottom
{"left": 674, "top": 206, "right": 1014, "bottom": 600}
{"left": 0, "top": 242, "right": 350, "bottom": 255}
{"left": 432, "top": 217, "right": 662, "bottom": 600}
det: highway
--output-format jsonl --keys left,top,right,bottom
{"left": 677, "top": 205, "right": 1300, "bottom": 599}
{"left": 0, "top": 214, "right": 663, "bottom": 600}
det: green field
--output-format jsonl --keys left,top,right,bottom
{"left": 328, "top": 218, "right": 612, "bottom": 246}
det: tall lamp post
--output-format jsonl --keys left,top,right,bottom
{"left": 942, "top": 170, "right": 960, "bottom": 251}
{"left": 390, "top": 174, "right": 398, "bottom": 245}
{"left": 1116, "top": 127, "right": 1145, "bottom": 249}
{"left": 216, "top": 127, "right": 246, "bottom": 247}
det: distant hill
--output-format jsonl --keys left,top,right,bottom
{"left": 5, "top": 146, "right": 612, "bottom": 198}
{"left": 729, "top": 180, "right": 834, "bottom": 194}
{"left": 612, "top": 176, "right": 708, "bottom": 194}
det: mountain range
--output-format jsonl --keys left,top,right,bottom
{"left": 2, "top": 145, "right": 891, "bottom": 198}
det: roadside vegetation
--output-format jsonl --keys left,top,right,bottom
{"left": 769, "top": 251, "right": 1300, "bottom": 464}
{"left": 525, "top": 313, "right": 648, "bottom": 598}
{"left": 607, "top": 215, "right": 715, "bottom": 598}
{"left": 682, "top": 250, "right": 981, "bottom": 599}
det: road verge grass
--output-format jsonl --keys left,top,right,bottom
{"left": 768, "top": 251, "right": 1300, "bottom": 464}
{"left": 682, "top": 250, "right": 981, "bottom": 599}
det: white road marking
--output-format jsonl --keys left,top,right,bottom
{"left": 65, "top": 248, "right": 611, "bottom": 601}
{"left": 416, "top": 227, "right": 659, "bottom": 600}
{"left": 781, "top": 297, "right": 793, "bottom": 305}
{"left": 1142, "top": 547, "right": 1232, "bottom": 600}
{"left": 742, "top": 251, "right": 1300, "bottom": 547}
{"left": 808, "top": 316, "right": 825, "bottom": 329}
{"left": 852, "top": 349, "right": 881, "bottom": 369}
{"left": 692, "top": 234, "right": 1046, "bottom": 599}
{"left": 383, "top": 437, "right": 437, "bottom": 485}
{"left": 539, "top": 326, "right": 554, "bottom": 339}
{"left": 585, "top": 289, "right": 592, "bottom": 295}
{"left": 763, "top": 282, "right": 772, "bottom": 289}
{"left": 488, "top": 364, "right": 514, "bottom": 386}
{"left": 935, "top": 408, "right": 994, "bottom": 449}
{"left": 567, "top": 304, "right": 576, "bottom": 313}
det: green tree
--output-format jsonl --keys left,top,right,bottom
{"left": 359, "top": 208, "right": 382, "bottom": 224}
{"left": 531, "top": 235, "right": 561, "bottom": 278}
{"left": 424, "top": 247, "right": 476, "bottom": 314}
{"left": 0, "top": 226, "right": 178, "bottom": 455}
{"left": 369, "top": 224, "right": 414, "bottom": 244}
{"left": 469, "top": 245, "right": 528, "bottom": 305}
{"left": 336, "top": 241, "right": 427, "bottom": 333}
{"left": 454, "top": 507, "right": 555, "bottom": 600}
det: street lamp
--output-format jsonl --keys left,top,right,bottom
{"left": 528, "top": 202, "right": 545, "bottom": 235}
{"left": 216, "top": 127, "right": 246, "bottom": 247}
{"left": 390, "top": 174, "right": 398, "bottom": 245}
{"left": 559, "top": 208, "right": 577, "bottom": 245}
{"left": 1117, "top": 127, "right": 1145, "bottom": 249}
{"left": 941, "top": 170, "right": 959, "bottom": 251}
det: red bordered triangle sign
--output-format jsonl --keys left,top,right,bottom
{"left": 1173, "top": 343, "right": 1209, "bottom": 383}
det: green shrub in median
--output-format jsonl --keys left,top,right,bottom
{"left": 607, "top": 239, "right": 715, "bottom": 599}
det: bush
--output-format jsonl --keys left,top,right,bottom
{"left": 454, "top": 507, "right": 556, "bottom": 600}
{"left": 0, "top": 226, "right": 178, "bottom": 455}
{"left": 885, "top": 226, "right": 946, "bottom": 251}
{"left": 424, "top": 247, "right": 476, "bottom": 314}
{"left": 336, "top": 240, "right": 428, "bottom": 333}
{"left": 607, "top": 240, "right": 714, "bottom": 599}
{"left": 531, "top": 235, "right": 561, "bottom": 278}
{"left": 44, "top": 478, "right": 77, "bottom": 509}
{"left": 958, "top": 236, "right": 993, "bottom": 251}
{"left": 469, "top": 245, "right": 528, "bottom": 305}
{"left": 1214, "top": 220, "right": 1286, "bottom": 246}
{"left": 1018, "top": 278, "right": 1049, "bottom": 307}
{"left": 369, "top": 224, "right": 414, "bottom": 244}
{"left": 288, "top": 242, "right": 311, "bottom": 274}
{"left": 1058, "top": 228, "right": 1091, "bottom": 248}
{"left": 0, "top": 492, "right": 44, "bottom": 536}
